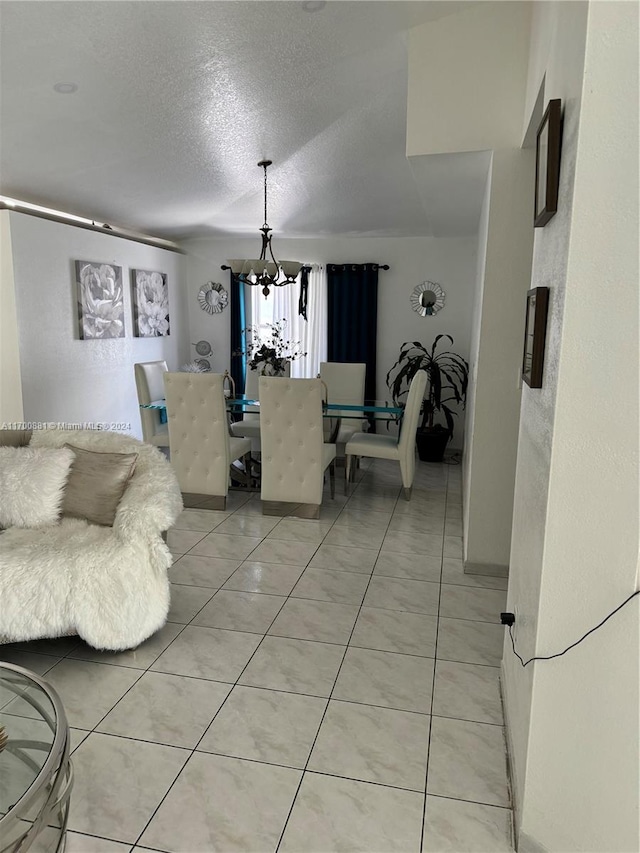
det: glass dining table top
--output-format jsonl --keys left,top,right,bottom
{"left": 142, "top": 395, "right": 403, "bottom": 420}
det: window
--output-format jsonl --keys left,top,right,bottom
{"left": 248, "top": 267, "right": 328, "bottom": 378}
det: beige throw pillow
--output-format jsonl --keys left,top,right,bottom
{"left": 63, "top": 444, "right": 138, "bottom": 527}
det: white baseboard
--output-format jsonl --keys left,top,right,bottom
{"left": 464, "top": 560, "right": 509, "bottom": 578}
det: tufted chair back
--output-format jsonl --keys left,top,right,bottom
{"left": 319, "top": 362, "right": 366, "bottom": 416}
{"left": 163, "top": 372, "right": 232, "bottom": 497}
{"left": 135, "top": 361, "right": 169, "bottom": 446}
{"left": 242, "top": 367, "right": 261, "bottom": 423}
{"left": 259, "top": 377, "right": 326, "bottom": 507}
{"left": 397, "top": 370, "right": 429, "bottom": 485}
{"left": 245, "top": 361, "right": 291, "bottom": 410}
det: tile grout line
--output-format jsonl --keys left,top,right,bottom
{"left": 129, "top": 479, "right": 361, "bottom": 850}
{"left": 419, "top": 461, "right": 450, "bottom": 852}
{"left": 4, "top": 465, "right": 504, "bottom": 850}
{"left": 273, "top": 475, "right": 402, "bottom": 852}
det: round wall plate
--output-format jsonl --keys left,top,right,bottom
{"left": 194, "top": 340, "right": 213, "bottom": 357}
{"left": 411, "top": 281, "right": 445, "bottom": 316}
{"left": 198, "top": 281, "right": 228, "bottom": 314}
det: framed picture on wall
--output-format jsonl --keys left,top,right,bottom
{"left": 534, "top": 99, "right": 562, "bottom": 227}
{"left": 522, "top": 287, "right": 549, "bottom": 388}
{"left": 75, "top": 260, "right": 124, "bottom": 339}
{"left": 131, "top": 269, "right": 170, "bottom": 337}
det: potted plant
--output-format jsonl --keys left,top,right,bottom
{"left": 238, "top": 319, "right": 307, "bottom": 376}
{"left": 387, "top": 335, "right": 469, "bottom": 462}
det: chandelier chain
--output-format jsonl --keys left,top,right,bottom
{"left": 263, "top": 162, "right": 268, "bottom": 227}
{"left": 224, "top": 158, "right": 302, "bottom": 297}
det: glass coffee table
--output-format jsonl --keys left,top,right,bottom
{"left": 0, "top": 662, "right": 72, "bottom": 852}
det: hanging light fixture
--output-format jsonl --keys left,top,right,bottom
{"left": 226, "top": 160, "right": 303, "bottom": 297}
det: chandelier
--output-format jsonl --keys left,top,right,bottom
{"left": 226, "top": 160, "right": 303, "bottom": 297}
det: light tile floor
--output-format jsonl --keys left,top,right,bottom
{"left": 1, "top": 459, "right": 514, "bottom": 853}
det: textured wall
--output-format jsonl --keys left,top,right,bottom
{"left": 504, "top": 3, "right": 640, "bottom": 851}
{"left": 501, "top": 0, "right": 588, "bottom": 821}
{"left": 9, "top": 213, "right": 189, "bottom": 438}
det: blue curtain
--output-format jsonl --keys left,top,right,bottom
{"left": 229, "top": 271, "right": 246, "bottom": 394}
{"left": 327, "top": 263, "right": 379, "bottom": 402}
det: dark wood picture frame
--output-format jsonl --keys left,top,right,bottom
{"left": 534, "top": 99, "right": 562, "bottom": 227}
{"left": 522, "top": 287, "right": 549, "bottom": 388}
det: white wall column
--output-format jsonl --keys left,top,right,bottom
{"left": 407, "top": 2, "right": 534, "bottom": 573}
{"left": 0, "top": 210, "right": 24, "bottom": 422}
{"left": 462, "top": 149, "right": 534, "bottom": 574}
{"left": 503, "top": 3, "right": 639, "bottom": 850}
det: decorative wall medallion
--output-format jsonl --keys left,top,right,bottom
{"left": 198, "top": 281, "right": 228, "bottom": 314}
{"left": 411, "top": 281, "right": 445, "bottom": 316}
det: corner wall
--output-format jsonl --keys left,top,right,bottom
{"left": 462, "top": 149, "right": 534, "bottom": 573}
{"left": 0, "top": 210, "right": 24, "bottom": 421}
{"left": 503, "top": 3, "right": 640, "bottom": 851}
{"left": 407, "top": 1, "right": 534, "bottom": 573}
{"left": 8, "top": 212, "right": 189, "bottom": 438}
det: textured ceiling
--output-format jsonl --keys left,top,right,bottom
{"left": 0, "top": 1, "right": 488, "bottom": 240}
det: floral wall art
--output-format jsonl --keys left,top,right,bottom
{"left": 132, "top": 269, "right": 170, "bottom": 337}
{"left": 75, "top": 260, "right": 125, "bottom": 339}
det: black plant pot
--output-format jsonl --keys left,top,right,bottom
{"left": 416, "top": 428, "right": 450, "bottom": 463}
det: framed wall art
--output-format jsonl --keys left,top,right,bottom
{"left": 132, "top": 269, "right": 170, "bottom": 337}
{"left": 522, "top": 287, "right": 549, "bottom": 388}
{"left": 534, "top": 98, "right": 562, "bottom": 227}
{"left": 75, "top": 260, "right": 124, "bottom": 340}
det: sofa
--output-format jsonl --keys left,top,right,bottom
{"left": 0, "top": 428, "right": 182, "bottom": 650}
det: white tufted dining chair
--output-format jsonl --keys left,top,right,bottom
{"left": 259, "top": 377, "right": 336, "bottom": 518}
{"left": 230, "top": 362, "right": 291, "bottom": 453}
{"left": 345, "top": 370, "right": 428, "bottom": 501}
{"left": 163, "top": 372, "right": 252, "bottom": 510}
{"left": 134, "top": 360, "right": 170, "bottom": 448}
{"left": 319, "top": 361, "right": 366, "bottom": 458}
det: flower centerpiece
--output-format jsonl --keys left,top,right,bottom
{"left": 239, "top": 319, "right": 307, "bottom": 376}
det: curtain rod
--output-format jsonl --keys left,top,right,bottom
{"left": 221, "top": 263, "right": 390, "bottom": 272}
{"left": 327, "top": 263, "right": 389, "bottom": 271}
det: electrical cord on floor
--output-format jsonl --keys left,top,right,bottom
{"left": 507, "top": 589, "right": 640, "bottom": 667}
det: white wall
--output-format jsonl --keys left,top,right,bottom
{"left": 407, "top": 1, "right": 535, "bottom": 572}
{"left": 183, "top": 235, "right": 477, "bottom": 448}
{"left": 503, "top": 2, "right": 589, "bottom": 820}
{"left": 462, "top": 160, "right": 492, "bottom": 557}
{"left": 407, "top": 1, "right": 531, "bottom": 156}
{"left": 8, "top": 212, "right": 189, "bottom": 439}
{"left": 503, "top": 3, "right": 640, "bottom": 851}
{"left": 0, "top": 211, "right": 24, "bottom": 422}
{"left": 462, "top": 148, "right": 535, "bottom": 573}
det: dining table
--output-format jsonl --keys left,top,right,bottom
{"left": 141, "top": 395, "right": 404, "bottom": 489}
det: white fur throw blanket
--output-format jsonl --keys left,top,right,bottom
{"left": 0, "top": 430, "right": 183, "bottom": 650}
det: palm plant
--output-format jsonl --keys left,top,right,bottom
{"left": 387, "top": 335, "right": 469, "bottom": 440}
